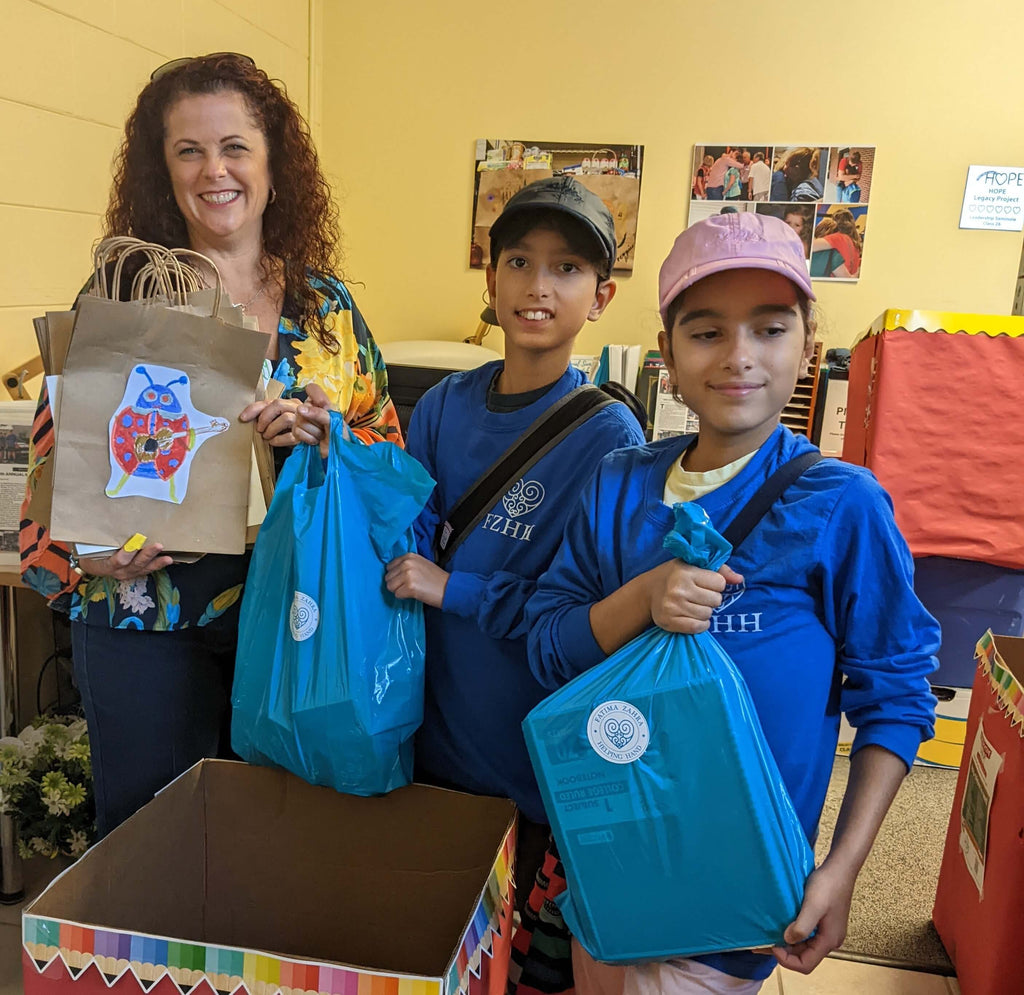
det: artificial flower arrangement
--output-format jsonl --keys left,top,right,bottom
{"left": 0, "top": 716, "right": 95, "bottom": 859}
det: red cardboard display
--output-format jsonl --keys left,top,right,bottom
{"left": 843, "top": 311, "right": 1024, "bottom": 570}
{"left": 932, "top": 632, "right": 1024, "bottom": 995}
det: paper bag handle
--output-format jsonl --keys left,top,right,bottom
{"left": 91, "top": 238, "right": 224, "bottom": 316}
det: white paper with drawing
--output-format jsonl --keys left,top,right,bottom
{"left": 106, "top": 364, "right": 229, "bottom": 504}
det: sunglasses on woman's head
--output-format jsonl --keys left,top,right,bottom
{"left": 150, "top": 53, "right": 256, "bottom": 82}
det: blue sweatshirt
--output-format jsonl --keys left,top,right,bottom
{"left": 526, "top": 425, "right": 938, "bottom": 979}
{"left": 407, "top": 362, "right": 645, "bottom": 822}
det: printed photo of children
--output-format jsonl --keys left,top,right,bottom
{"left": 755, "top": 203, "right": 815, "bottom": 258}
{"left": 690, "top": 146, "right": 772, "bottom": 201}
{"left": 689, "top": 143, "right": 875, "bottom": 281}
{"left": 811, "top": 204, "right": 869, "bottom": 280}
{"left": 825, "top": 147, "right": 875, "bottom": 203}
{"left": 770, "top": 146, "right": 829, "bottom": 202}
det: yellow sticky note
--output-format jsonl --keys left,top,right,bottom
{"left": 123, "top": 533, "right": 147, "bottom": 552}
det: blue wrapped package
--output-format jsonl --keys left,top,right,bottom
{"left": 232, "top": 414, "right": 435, "bottom": 795}
{"left": 522, "top": 503, "right": 814, "bottom": 963}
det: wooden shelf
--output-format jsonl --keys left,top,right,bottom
{"left": 780, "top": 341, "right": 823, "bottom": 438}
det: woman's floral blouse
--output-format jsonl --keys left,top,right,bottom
{"left": 20, "top": 272, "right": 403, "bottom": 631}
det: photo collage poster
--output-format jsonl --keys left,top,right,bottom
{"left": 689, "top": 145, "right": 875, "bottom": 282}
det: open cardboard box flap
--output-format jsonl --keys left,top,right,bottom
{"left": 26, "top": 760, "right": 516, "bottom": 982}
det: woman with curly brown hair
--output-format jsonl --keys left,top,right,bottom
{"left": 20, "top": 53, "right": 402, "bottom": 836}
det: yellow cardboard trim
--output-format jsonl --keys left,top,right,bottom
{"left": 868, "top": 309, "right": 1024, "bottom": 338}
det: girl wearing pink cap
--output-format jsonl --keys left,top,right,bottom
{"left": 521, "top": 214, "right": 938, "bottom": 994}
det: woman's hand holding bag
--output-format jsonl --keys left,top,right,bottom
{"left": 231, "top": 408, "right": 435, "bottom": 795}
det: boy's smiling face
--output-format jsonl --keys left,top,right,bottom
{"left": 486, "top": 227, "right": 615, "bottom": 361}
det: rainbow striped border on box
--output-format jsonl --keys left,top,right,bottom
{"left": 976, "top": 630, "right": 1024, "bottom": 738}
{"left": 22, "top": 916, "right": 441, "bottom": 995}
{"left": 445, "top": 822, "right": 515, "bottom": 995}
{"left": 23, "top": 824, "right": 515, "bottom": 995}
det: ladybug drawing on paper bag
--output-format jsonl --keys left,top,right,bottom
{"left": 107, "top": 364, "right": 228, "bottom": 504}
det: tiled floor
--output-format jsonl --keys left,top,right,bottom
{"left": 0, "top": 855, "right": 67, "bottom": 994}
{"left": 0, "top": 859, "right": 960, "bottom": 994}
{"left": 768, "top": 959, "right": 959, "bottom": 993}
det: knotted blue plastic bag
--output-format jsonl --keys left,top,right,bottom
{"left": 523, "top": 503, "right": 814, "bottom": 963}
{"left": 232, "top": 414, "right": 434, "bottom": 795}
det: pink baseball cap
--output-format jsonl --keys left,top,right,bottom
{"left": 658, "top": 213, "right": 815, "bottom": 324}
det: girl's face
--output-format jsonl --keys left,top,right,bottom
{"left": 658, "top": 268, "right": 814, "bottom": 460}
{"left": 784, "top": 212, "right": 805, "bottom": 237}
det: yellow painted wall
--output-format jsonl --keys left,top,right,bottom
{"left": 0, "top": 0, "right": 312, "bottom": 392}
{"left": 319, "top": 0, "right": 1024, "bottom": 358}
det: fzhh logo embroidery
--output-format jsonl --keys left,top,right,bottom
{"left": 289, "top": 591, "right": 319, "bottom": 642}
{"left": 718, "top": 580, "right": 746, "bottom": 612}
{"left": 710, "top": 579, "right": 762, "bottom": 634}
{"left": 481, "top": 478, "right": 545, "bottom": 543}
{"left": 587, "top": 700, "right": 650, "bottom": 764}
{"left": 503, "top": 479, "right": 545, "bottom": 517}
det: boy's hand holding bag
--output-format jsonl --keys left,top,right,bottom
{"left": 523, "top": 502, "right": 815, "bottom": 964}
{"left": 232, "top": 412, "right": 435, "bottom": 796}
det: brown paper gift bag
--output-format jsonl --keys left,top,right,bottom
{"left": 50, "top": 245, "right": 268, "bottom": 555}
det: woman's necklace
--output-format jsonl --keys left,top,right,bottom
{"left": 197, "top": 265, "right": 269, "bottom": 312}
{"left": 240, "top": 282, "right": 267, "bottom": 311}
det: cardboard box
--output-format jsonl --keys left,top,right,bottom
{"left": 837, "top": 685, "right": 971, "bottom": 769}
{"left": 843, "top": 309, "right": 1024, "bottom": 570}
{"left": 932, "top": 631, "right": 1024, "bottom": 994}
{"left": 22, "top": 761, "right": 516, "bottom": 995}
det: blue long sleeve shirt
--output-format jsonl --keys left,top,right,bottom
{"left": 526, "top": 425, "right": 938, "bottom": 978}
{"left": 407, "top": 362, "right": 645, "bottom": 821}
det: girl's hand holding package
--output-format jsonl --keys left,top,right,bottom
{"left": 647, "top": 560, "right": 744, "bottom": 634}
{"left": 772, "top": 858, "right": 856, "bottom": 974}
{"left": 385, "top": 553, "right": 449, "bottom": 608}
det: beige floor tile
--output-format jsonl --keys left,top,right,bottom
{"left": 777, "top": 958, "right": 950, "bottom": 994}
{"left": 0, "top": 923, "right": 22, "bottom": 995}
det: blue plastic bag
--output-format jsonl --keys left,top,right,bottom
{"left": 523, "top": 503, "right": 814, "bottom": 963}
{"left": 232, "top": 414, "right": 435, "bottom": 795}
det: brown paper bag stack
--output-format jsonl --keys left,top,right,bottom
{"left": 35, "top": 239, "right": 272, "bottom": 558}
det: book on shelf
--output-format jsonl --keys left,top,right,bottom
{"left": 594, "top": 344, "right": 642, "bottom": 392}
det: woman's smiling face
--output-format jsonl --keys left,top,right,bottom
{"left": 163, "top": 89, "right": 271, "bottom": 250}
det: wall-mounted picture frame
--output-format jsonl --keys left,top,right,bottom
{"left": 471, "top": 139, "right": 644, "bottom": 272}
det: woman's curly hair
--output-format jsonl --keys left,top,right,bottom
{"left": 104, "top": 53, "right": 342, "bottom": 349}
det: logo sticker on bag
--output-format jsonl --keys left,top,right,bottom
{"left": 289, "top": 591, "right": 320, "bottom": 641}
{"left": 587, "top": 700, "right": 650, "bottom": 764}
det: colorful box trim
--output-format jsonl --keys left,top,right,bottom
{"left": 23, "top": 826, "right": 515, "bottom": 995}
{"left": 976, "top": 630, "right": 1024, "bottom": 738}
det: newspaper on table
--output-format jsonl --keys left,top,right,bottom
{"left": 0, "top": 401, "right": 36, "bottom": 572}
{"left": 652, "top": 368, "right": 700, "bottom": 441}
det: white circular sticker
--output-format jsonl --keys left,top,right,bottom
{"left": 587, "top": 700, "right": 650, "bottom": 764}
{"left": 289, "top": 591, "right": 320, "bottom": 642}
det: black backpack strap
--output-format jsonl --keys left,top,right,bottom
{"left": 599, "top": 381, "right": 647, "bottom": 430}
{"left": 720, "top": 450, "right": 823, "bottom": 553}
{"left": 434, "top": 385, "right": 615, "bottom": 567}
